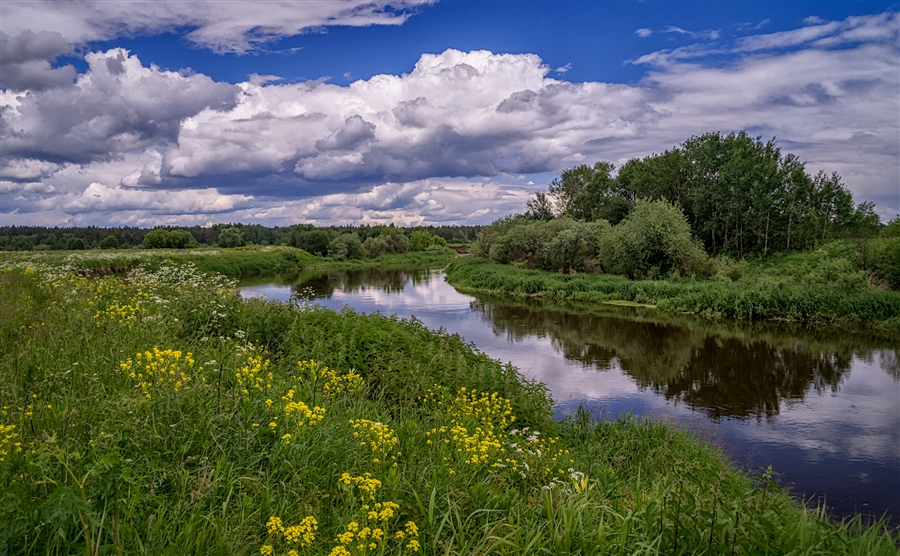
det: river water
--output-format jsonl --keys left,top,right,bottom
{"left": 238, "top": 266, "right": 900, "bottom": 526}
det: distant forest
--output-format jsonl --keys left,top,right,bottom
{"left": 0, "top": 223, "right": 482, "bottom": 253}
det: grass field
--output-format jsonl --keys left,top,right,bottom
{"left": 0, "top": 245, "right": 457, "bottom": 278}
{"left": 0, "top": 258, "right": 897, "bottom": 554}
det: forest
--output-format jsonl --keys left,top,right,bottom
{"left": 0, "top": 222, "right": 481, "bottom": 254}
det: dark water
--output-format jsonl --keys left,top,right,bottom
{"left": 239, "top": 267, "right": 900, "bottom": 526}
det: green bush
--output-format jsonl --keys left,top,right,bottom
{"left": 143, "top": 229, "right": 197, "bottom": 249}
{"left": 871, "top": 237, "right": 900, "bottom": 289}
{"left": 599, "top": 199, "right": 709, "bottom": 279}
{"left": 99, "top": 235, "right": 119, "bottom": 249}
{"left": 217, "top": 227, "right": 245, "bottom": 248}
{"left": 362, "top": 236, "right": 388, "bottom": 257}
{"left": 328, "top": 233, "right": 364, "bottom": 260}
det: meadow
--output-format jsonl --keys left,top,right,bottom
{"left": 0, "top": 245, "right": 456, "bottom": 277}
{"left": 444, "top": 246, "right": 900, "bottom": 335}
{"left": 1, "top": 256, "right": 898, "bottom": 555}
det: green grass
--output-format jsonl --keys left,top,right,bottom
{"left": 0, "top": 261, "right": 897, "bottom": 555}
{"left": 445, "top": 253, "right": 900, "bottom": 333}
{"left": 0, "top": 246, "right": 457, "bottom": 278}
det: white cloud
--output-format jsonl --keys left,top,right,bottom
{"left": 554, "top": 63, "right": 572, "bottom": 74}
{"left": 0, "top": 1, "right": 435, "bottom": 54}
{"left": 1, "top": 49, "right": 238, "bottom": 163}
{"left": 663, "top": 25, "right": 721, "bottom": 40}
{"left": 736, "top": 11, "right": 897, "bottom": 52}
{"left": 1, "top": 11, "right": 897, "bottom": 226}
{"left": 635, "top": 28, "right": 652, "bottom": 38}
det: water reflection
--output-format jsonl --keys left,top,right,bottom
{"left": 238, "top": 267, "right": 900, "bottom": 525}
{"left": 241, "top": 268, "right": 433, "bottom": 297}
{"left": 473, "top": 300, "right": 863, "bottom": 420}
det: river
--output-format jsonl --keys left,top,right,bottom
{"left": 238, "top": 266, "right": 900, "bottom": 526}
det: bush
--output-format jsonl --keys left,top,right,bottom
{"left": 362, "top": 236, "right": 388, "bottom": 257}
{"left": 290, "top": 229, "right": 334, "bottom": 255}
{"left": 217, "top": 227, "right": 245, "bottom": 248}
{"left": 871, "top": 237, "right": 900, "bottom": 289}
{"left": 143, "top": 229, "right": 197, "bottom": 249}
{"left": 99, "top": 235, "right": 119, "bottom": 249}
{"left": 328, "top": 233, "right": 364, "bottom": 260}
{"left": 66, "top": 237, "right": 87, "bottom": 250}
{"left": 599, "top": 199, "right": 709, "bottom": 279}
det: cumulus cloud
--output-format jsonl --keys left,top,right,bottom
{"left": 1, "top": 49, "right": 238, "bottom": 164}
{"left": 1, "top": 11, "right": 897, "bottom": 226}
{"left": 635, "top": 28, "right": 652, "bottom": 38}
{"left": 0, "top": 30, "right": 76, "bottom": 91}
{"left": 0, "top": 1, "right": 435, "bottom": 54}
{"left": 160, "top": 48, "right": 658, "bottom": 187}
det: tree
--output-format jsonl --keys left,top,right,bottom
{"left": 143, "top": 229, "right": 170, "bottom": 248}
{"left": 523, "top": 192, "right": 555, "bottom": 221}
{"left": 66, "top": 237, "right": 87, "bottom": 250}
{"left": 547, "top": 161, "right": 631, "bottom": 224}
{"left": 328, "top": 233, "right": 364, "bottom": 260}
{"left": 99, "top": 235, "right": 119, "bottom": 249}
{"left": 408, "top": 230, "right": 433, "bottom": 252}
{"left": 362, "top": 236, "right": 388, "bottom": 257}
{"left": 218, "top": 227, "right": 245, "bottom": 248}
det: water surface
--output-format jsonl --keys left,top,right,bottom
{"left": 239, "top": 267, "right": 900, "bottom": 525}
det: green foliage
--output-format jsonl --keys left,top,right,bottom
{"left": 0, "top": 261, "right": 895, "bottom": 554}
{"left": 328, "top": 233, "right": 365, "bottom": 260}
{"left": 548, "top": 161, "right": 631, "bottom": 224}
{"left": 524, "top": 131, "right": 882, "bottom": 258}
{"left": 289, "top": 228, "right": 335, "bottom": 255}
{"left": 98, "top": 235, "right": 119, "bottom": 249}
{"left": 870, "top": 237, "right": 900, "bottom": 289}
{"left": 66, "top": 237, "right": 87, "bottom": 250}
{"left": 378, "top": 228, "right": 409, "bottom": 254}
{"left": 599, "top": 199, "right": 709, "bottom": 279}
{"left": 217, "top": 226, "right": 245, "bottom": 248}
{"left": 445, "top": 254, "right": 900, "bottom": 329}
{"left": 142, "top": 228, "right": 197, "bottom": 249}
{"left": 362, "top": 235, "right": 389, "bottom": 257}
{"left": 882, "top": 216, "right": 900, "bottom": 238}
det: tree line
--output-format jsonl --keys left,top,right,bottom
{"left": 475, "top": 131, "right": 898, "bottom": 286}
{"left": 523, "top": 131, "right": 883, "bottom": 257}
{"left": 0, "top": 223, "right": 482, "bottom": 253}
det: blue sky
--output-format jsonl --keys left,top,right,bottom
{"left": 1, "top": 1, "right": 898, "bottom": 227}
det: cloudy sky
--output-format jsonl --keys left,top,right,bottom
{"left": 1, "top": 1, "right": 897, "bottom": 228}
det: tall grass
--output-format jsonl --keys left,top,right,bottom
{"left": 0, "top": 245, "right": 456, "bottom": 278}
{"left": 445, "top": 256, "right": 900, "bottom": 332}
{"left": 0, "top": 261, "right": 896, "bottom": 554}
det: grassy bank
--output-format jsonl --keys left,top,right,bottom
{"left": 0, "top": 246, "right": 457, "bottom": 278}
{"left": 445, "top": 256, "right": 900, "bottom": 333}
{"left": 1, "top": 261, "right": 897, "bottom": 555}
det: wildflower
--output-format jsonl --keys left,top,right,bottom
{"left": 349, "top": 419, "right": 398, "bottom": 465}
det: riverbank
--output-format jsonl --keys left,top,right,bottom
{"left": 445, "top": 257, "right": 900, "bottom": 334}
{"left": 0, "top": 245, "right": 457, "bottom": 277}
{"left": 1, "top": 261, "right": 896, "bottom": 554}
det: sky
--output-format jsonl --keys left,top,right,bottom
{"left": 1, "top": 0, "right": 898, "bottom": 228}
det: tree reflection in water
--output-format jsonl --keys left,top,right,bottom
{"left": 471, "top": 296, "right": 895, "bottom": 421}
